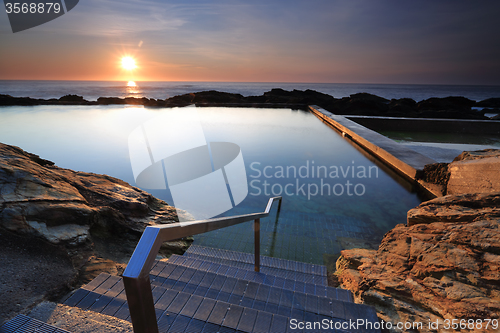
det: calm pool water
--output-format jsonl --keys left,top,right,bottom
{"left": 0, "top": 105, "right": 422, "bottom": 265}
{"left": 379, "top": 130, "right": 500, "bottom": 147}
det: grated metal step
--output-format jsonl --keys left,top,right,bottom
{"left": 186, "top": 245, "right": 328, "bottom": 276}
{"left": 0, "top": 315, "right": 71, "bottom": 333}
{"left": 149, "top": 263, "right": 352, "bottom": 317}
{"left": 64, "top": 272, "right": 380, "bottom": 333}
{"left": 166, "top": 254, "right": 349, "bottom": 301}
{"left": 182, "top": 252, "right": 329, "bottom": 286}
{"left": 64, "top": 273, "right": 291, "bottom": 332}
{"left": 60, "top": 258, "right": 377, "bottom": 332}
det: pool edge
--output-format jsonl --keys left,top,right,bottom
{"left": 308, "top": 105, "right": 442, "bottom": 198}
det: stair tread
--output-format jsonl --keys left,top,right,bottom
{"left": 70, "top": 272, "right": 351, "bottom": 319}
{"left": 59, "top": 244, "right": 383, "bottom": 333}
{"left": 0, "top": 315, "right": 71, "bottom": 333}
{"left": 186, "top": 245, "right": 327, "bottom": 276}
{"left": 64, "top": 269, "right": 380, "bottom": 333}
{"left": 182, "top": 252, "right": 329, "bottom": 285}
{"left": 165, "top": 255, "right": 350, "bottom": 301}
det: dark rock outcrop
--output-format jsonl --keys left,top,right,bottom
{"left": 477, "top": 97, "right": 500, "bottom": 108}
{"left": 1, "top": 89, "right": 496, "bottom": 119}
{"left": 417, "top": 96, "right": 476, "bottom": 111}
{"left": 0, "top": 143, "right": 190, "bottom": 245}
{"left": 59, "top": 95, "right": 85, "bottom": 102}
{"left": 327, "top": 93, "right": 389, "bottom": 116}
{"left": 416, "top": 96, "right": 483, "bottom": 119}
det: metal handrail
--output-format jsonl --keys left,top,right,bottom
{"left": 123, "top": 196, "right": 282, "bottom": 333}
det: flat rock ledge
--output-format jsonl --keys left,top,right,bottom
{"left": 418, "top": 149, "right": 500, "bottom": 197}
{"left": 0, "top": 142, "right": 191, "bottom": 246}
{"left": 337, "top": 194, "right": 500, "bottom": 332}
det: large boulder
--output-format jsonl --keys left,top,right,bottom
{"left": 447, "top": 149, "right": 500, "bottom": 195}
{"left": 417, "top": 149, "right": 500, "bottom": 196}
{"left": 337, "top": 194, "right": 500, "bottom": 331}
{"left": 0, "top": 143, "right": 190, "bottom": 246}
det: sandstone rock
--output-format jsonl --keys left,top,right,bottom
{"left": 407, "top": 192, "right": 500, "bottom": 226}
{"left": 26, "top": 221, "right": 89, "bottom": 246}
{"left": 447, "top": 157, "right": 500, "bottom": 195}
{"left": 78, "top": 256, "right": 119, "bottom": 284}
{"left": 337, "top": 193, "right": 500, "bottom": 332}
{"left": 417, "top": 149, "right": 500, "bottom": 197}
{"left": 453, "top": 149, "right": 500, "bottom": 162}
{"left": 0, "top": 143, "right": 190, "bottom": 245}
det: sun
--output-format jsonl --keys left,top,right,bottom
{"left": 121, "top": 56, "right": 137, "bottom": 70}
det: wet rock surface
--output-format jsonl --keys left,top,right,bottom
{"left": 1, "top": 89, "right": 496, "bottom": 119}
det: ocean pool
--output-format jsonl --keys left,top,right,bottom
{"left": 0, "top": 105, "right": 422, "bottom": 265}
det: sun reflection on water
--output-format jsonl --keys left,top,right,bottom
{"left": 126, "top": 81, "right": 140, "bottom": 96}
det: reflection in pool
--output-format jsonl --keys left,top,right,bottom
{"left": 0, "top": 105, "right": 422, "bottom": 265}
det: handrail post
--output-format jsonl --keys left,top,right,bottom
{"left": 123, "top": 196, "right": 281, "bottom": 333}
{"left": 123, "top": 275, "right": 158, "bottom": 333}
{"left": 254, "top": 218, "right": 260, "bottom": 272}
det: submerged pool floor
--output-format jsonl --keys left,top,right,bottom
{"left": 193, "top": 206, "right": 380, "bottom": 266}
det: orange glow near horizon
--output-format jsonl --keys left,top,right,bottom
{"left": 127, "top": 81, "right": 136, "bottom": 87}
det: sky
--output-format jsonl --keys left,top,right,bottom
{"left": 1, "top": 0, "right": 500, "bottom": 85}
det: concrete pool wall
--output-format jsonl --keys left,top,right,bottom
{"left": 343, "top": 115, "right": 500, "bottom": 135}
{"left": 308, "top": 106, "right": 440, "bottom": 198}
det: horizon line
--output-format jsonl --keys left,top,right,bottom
{"left": 1, "top": 79, "right": 499, "bottom": 88}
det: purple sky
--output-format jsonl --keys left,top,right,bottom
{"left": 1, "top": 0, "right": 499, "bottom": 84}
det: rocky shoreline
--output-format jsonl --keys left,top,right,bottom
{"left": 0, "top": 143, "right": 193, "bottom": 325}
{"left": 337, "top": 150, "right": 500, "bottom": 332}
{"left": 1, "top": 89, "right": 500, "bottom": 120}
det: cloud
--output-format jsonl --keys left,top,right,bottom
{"left": 54, "top": 0, "right": 187, "bottom": 36}
{"left": 1, "top": 0, "right": 499, "bottom": 83}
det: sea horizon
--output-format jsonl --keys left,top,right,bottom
{"left": 1, "top": 80, "right": 500, "bottom": 103}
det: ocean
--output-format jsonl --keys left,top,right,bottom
{"left": 1, "top": 80, "right": 500, "bottom": 102}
